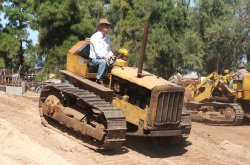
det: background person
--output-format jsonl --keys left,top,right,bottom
{"left": 235, "top": 64, "right": 248, "bottom": 80}
{"left": 228, "top": 64, "right": 249, "bottom": 87}
{"left": 222, "top": 69, "right": 230, "bottom": 85}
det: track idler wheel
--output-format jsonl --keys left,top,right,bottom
{"left": 42, "top": 95, "right": 63, "bottom": 117}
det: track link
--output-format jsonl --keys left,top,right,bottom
{"left": 39, "top": 83, "right": 127, "bottom": 149}
{"left": 230, "top": 103, "right": 244, "bottom": 126}
{"left": 188, "top": 102, "right": 244, "bottom": 126}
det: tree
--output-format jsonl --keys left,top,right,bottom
{"left": 107, "top": 0, "right": 199, "bottom": 78}
{"left": 0, "top": 0, "right": 245, "bottom": 78}
{"left": 30, "top": 0, "right": 105, "bottom": 74}
{"left": 238, "top": 0, "right": 250, "bottom": 64}
{"left": 2, "top": 0, "right": 32, "bottom": 69}
{"left": 0, "top": 31, "right": 20, "bottom": 68}
{"left": 193, "top": 0, "right": 249, "bottom": 74}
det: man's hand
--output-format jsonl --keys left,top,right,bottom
{"left": 111, "top": 55, "right": 116, "bottom": 60}
{"left": 103, "top": 55, "right": 110, "bottom": 63}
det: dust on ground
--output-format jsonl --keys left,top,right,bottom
{"left": 0, "top": 91, "right": 250, "bottom": 165}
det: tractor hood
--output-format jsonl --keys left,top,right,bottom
{"left": 111, "top": 66, "right": 179, "bottom": 90}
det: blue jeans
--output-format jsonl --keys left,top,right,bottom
{"left": 90, "top": 58, "right": 107, "bottom": 80}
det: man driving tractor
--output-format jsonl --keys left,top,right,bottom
{"left": 89, "top": 18, "right": 114, "bottom": 85}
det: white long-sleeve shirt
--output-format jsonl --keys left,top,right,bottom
{"left": 236, "top": 68, "right": 249, "bottom": 80}
{"left": 89, "top": 31, "right": 113, "bottom": 59}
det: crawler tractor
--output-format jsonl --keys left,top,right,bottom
{"left": 185, "top": 72, "right": 250, "bottom": 125}
{"left": 39, "top": 22, "right": 191, "bottom": 149}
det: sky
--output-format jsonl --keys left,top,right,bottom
{"left": 27, "top": 29, "right": 39, "bottom": 45}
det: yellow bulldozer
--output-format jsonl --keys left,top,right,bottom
{"left": 39, "top": 22, "right": 191, "bottom": 149}
{"left": 185, "top": 71, "right": 250, "bottom": 125}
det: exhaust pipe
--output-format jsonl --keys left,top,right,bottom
{"left": 137, "top": 21, "right": 149, "bottom": 78}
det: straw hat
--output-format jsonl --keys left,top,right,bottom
{"left": 97, "top": 18, "right": 111, "bottom": 29}
{"left": 224, "top": 69, "right": 229, "bottom": 74}
{"left": 237, "top": 64, "right": 245, "bottom": 68}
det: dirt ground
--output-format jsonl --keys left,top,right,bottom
{"left": 0, "top": 91, "right": 250, "bottom": 165}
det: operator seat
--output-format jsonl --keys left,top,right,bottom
{"left": 76, "top": 43, "right": 98, "bottom": 73}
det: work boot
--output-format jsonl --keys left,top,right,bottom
{"left": 96, "top": 79, "right": 104, "bottom": 86}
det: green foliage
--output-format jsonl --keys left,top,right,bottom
{"left": 246, "top": 62, "right": 250, "bottom": 71}
{"left": 0, "top": 57, "right": 5, "bottom": 68}
{"left": 0, "top": 0, "right": 33, "bottom": 71}
{"left": 182, "top": 29, "right": 204, "bottom": 73}
{"left": 34, "top": 69, "right": 48, "bottom": 82}
{"left": 0, "top": 31, "right": 20, "bottom": 68}
{"left": 193, "top": 0, "right": 249, "bottom": 74}
{"left": 1, "top": 0, "right": 250, "bottom": 79}
{"left": 23, "top": 45, "right": 38, "bottom": 73}
{"left": 30, "top": 0, "right": 105, "bottom": 74}
{"left": 107, "top": 0, "right": 197, "bottom": 78}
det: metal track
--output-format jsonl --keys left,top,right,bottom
{"left": 39, "top": 83, "right": 127, "bottom": 149}
{"left": 188, "top": 102, "right": 245, "bottom": 126}
{"left": 39, "top": 113, "right": 101, "bottom": 150}
{"left": 230, "top": 103, "right": 244, "bottom": 126}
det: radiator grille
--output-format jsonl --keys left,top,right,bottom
{"left": 155, "top": 91, "right": 184, "bottom": 124}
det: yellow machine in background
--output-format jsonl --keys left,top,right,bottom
{"left": 185, "top": 72, "right": 250, "bottom": 125}
{"left": 232, "top": 74, "right": 250, "bottom": 100}
{"left": 39, "top": 22, "right": 191, "bottom": 149}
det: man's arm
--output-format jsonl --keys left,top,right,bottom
{"left": 106, "top": 35, "right": 114, "bottom": 57}
{"left": 235, "top": 70, "right": 241, "bottom": 77}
